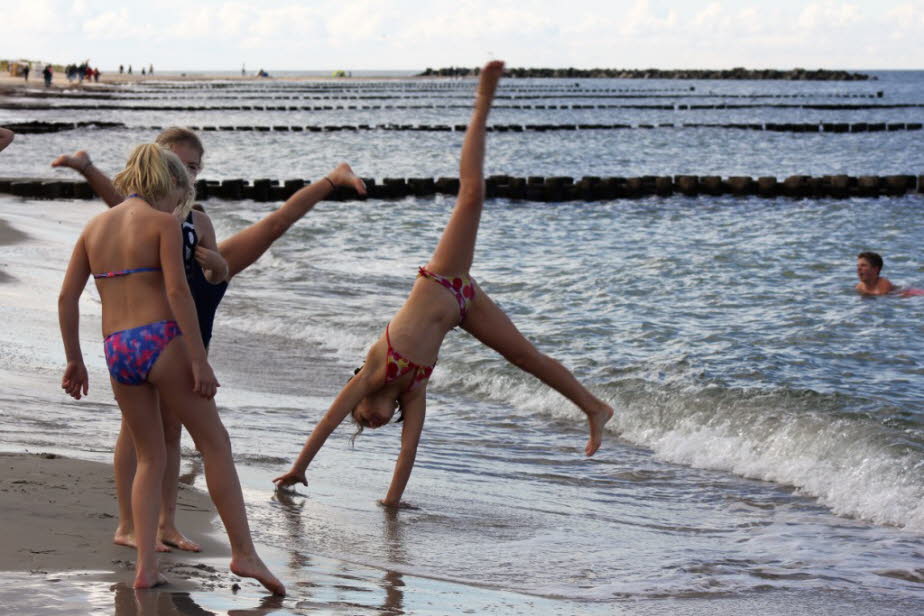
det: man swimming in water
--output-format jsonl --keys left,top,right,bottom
{"left": 855, "top": 252, "right": 894, "bottom": 295}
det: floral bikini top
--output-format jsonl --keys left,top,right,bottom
{"left": 383, "top": 267, "right": 477, "bottom": 392}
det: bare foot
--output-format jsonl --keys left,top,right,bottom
{"left": 51, "top": 150, "right": 91, "bottom": 172}
{"left": 328, "top": 162, "right": 367, "bottom": 196}
{"left": 133, "top": 568, "right": 167, "bottom": 589}
{"left": 159, "top": 527, "right": 201, "bottom": 553}
{"left": 377, "top": 499, "right": 418, "bottom": 510}
{"left": 476, "top": 60, "right": 505, "bottom": 102}
{"left": 114, "top": 529, "right": 172, "bottom": 552}
{"left": 584, "top": 402, "right": 614, "bottom": 456}
{"left": 230, "top": 553, "right": 286, "bottom": 596}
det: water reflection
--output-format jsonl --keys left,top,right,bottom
{"left": 269, "top": 488, "right": 409, "bottom": 613}
{"left": 111, "top": 583, "right": 286, "bottom": 616}
{"left": 380, "top": 507, "right": 407, "bottom": 615}
{"left": 270, "top": 489, "right": 312, "bottom": 572}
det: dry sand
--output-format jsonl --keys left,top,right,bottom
{"left": 0, "top": 70, "right": 415, "bottom": 92}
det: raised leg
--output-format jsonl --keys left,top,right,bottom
{"left": 111, "top": 381, "right": 169, "bottom": 589}
{"left": 461, "top": 286, "right": 613, "bottom": 456}
{"left": 427, "top": 61, "right": 504, "bottom": 277}
{"left": 148, "top": 341, "right": 285, "bottom": 595}
{"left": 218, "top": 163, "right": 366, "bottom": 279}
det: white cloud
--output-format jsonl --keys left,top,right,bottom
{"left": 82, "top": 9, "right": 139, "bottom": 39}
{"left": 5, "top": 0, "right": 68, "bottom": 33}
{"left": 797, "top": 1, "right": 861, "bottom": 29}
{"left": 2, "top": 1, "right": 921, "bottom": 70}
{"left": 326, "top": 0, "right": 388, "bottom": 42}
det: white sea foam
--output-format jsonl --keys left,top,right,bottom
{"left": 613, "top": 383, "right": 924, "bottom": 531}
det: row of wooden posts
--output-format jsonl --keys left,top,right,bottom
{"left": 2, "top": 174, "right": 922, "bottom": 202}
{"left": 5, "top": 120, "right": 922, "bottom": 135}
{"left": 5, "top": 102, "right": 920, "bottom": 112}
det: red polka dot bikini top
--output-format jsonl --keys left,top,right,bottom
{"left": 382, "top": 267, "right": 477, "bottom": 392}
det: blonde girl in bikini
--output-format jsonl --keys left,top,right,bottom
{"left": 273, "top": 61, "right": 613, "bottom": 508}
{"left": 59, "top": 144, "right": 284, "bottom": 593}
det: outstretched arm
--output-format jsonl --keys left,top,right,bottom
{"left": 273, "top": 367, "right": 380, "bottom": 489}
{"left": 379, "top": 391, "right": 426, "bottom": 508}
{"left": 58, "top": 233, "right": 91, "bottom": 399}
{"left": 0, "top": 128, "right": 14, "bottom": 153}
{"left": 219, "top": 162, "right": 366, "bottom": 280}
{"left": 51, "top": 151, "right": 124, "bottom": 207}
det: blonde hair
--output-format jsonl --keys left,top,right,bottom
{"left": 155, "top": 126, "right": 204, "bottom": 161}
{"left": 113, "top": 144, "right": 194, "bottom": 218}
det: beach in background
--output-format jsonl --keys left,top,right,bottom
{"left": 1, "top": 71, "right": 923, "bottom": 615}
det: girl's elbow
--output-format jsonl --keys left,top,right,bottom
{"left": 57, "top": 291, "right": 79, "bottom": 309}
{"left": 165, "top": 285, "right": 191, "bottom": 304}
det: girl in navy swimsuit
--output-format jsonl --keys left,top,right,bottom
{"left": 274, "top": 62, "right": 614, "bottom": 509}
{"left": 59, "top": 144, "right": 284, "bottom": 594}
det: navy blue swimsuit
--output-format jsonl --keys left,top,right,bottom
{"left": 182, "top": 212, "right": 228, "bottom": 348}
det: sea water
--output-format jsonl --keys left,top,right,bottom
{"left": 1, "top": 71, "right": 923, "bottom": 613}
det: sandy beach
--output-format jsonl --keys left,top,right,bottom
{"left": 0, "top": 452, "right": 226, "bottom": 577}
{"left": 0, "top": 69, "right": 418, "bottom": 93}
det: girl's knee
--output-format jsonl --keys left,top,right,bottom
{"left": 506, "top": 348, "right": 545, "bottom": 372}
{"left": 190, "top": 423, "right": 231, "bottom": 456}
{"left": 162, "top": 417, "right": 182, "bottom": 445}
{"left": 136, "top": 449, "right": 167, "bottom": 476}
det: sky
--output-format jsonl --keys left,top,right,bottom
{"left": 2, "top": 0, "right": 922, "bottom": 72}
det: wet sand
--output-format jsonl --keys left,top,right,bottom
{"left": 0, "top": 452, "right": 228, "bottom": 579}
{"left": 0, "top": 217, "right": 28, "bottom": 282}
{"left": 0, "top": 450, "right": 917, "bottom": 616}
{"left": 0, "top": 448, "right": 611, "bottom": 615}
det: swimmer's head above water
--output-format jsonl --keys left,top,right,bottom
{"left": 856, "top": 251, "right": 894, "bottom": 295}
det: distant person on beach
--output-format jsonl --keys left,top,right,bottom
{"left": 0, "top": 128, "right": 14, "bottom": 153}
{"left": 43, "top": 64, "right": 52, "bottom": 87}
{"left": 128, "top": 65, "right": 132, "bottom": 74}
{"left": 23, "top": 65, "right": 29, "bottom": 81}
{"left": 149, "top": 64, "right": 154, "bottom": 75}
{"left": 273, "top": 61, "right": 613, "bottom": 508}
{"left": 52, "top": 128, "right": 366, "bottom": 552}
{"left": 119, "top": 64, "right": 124, "bottom": 74}
{"left": 856, "top": 252, "right": 894, "bottom": 295}
{"left": 58, "top": 143, "right": 284, "bottom": 594}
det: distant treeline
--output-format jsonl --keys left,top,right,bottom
{"left": 419, "top": 67, "right": 873, "bottom": 81}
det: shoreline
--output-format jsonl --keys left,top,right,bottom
{"left": 0, "top": 72, "right": 426, "bottom": 91}
{"left": 0, "top": 447, "right": 623, "bottom": 615}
